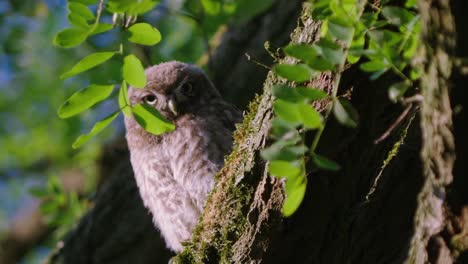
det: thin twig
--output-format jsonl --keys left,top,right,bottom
{"left": 402, "top": 94, "right": 423, "bottom": 105}
{"left": 245, "top": 53, "right": 271, "bottom": 70}
{"left": 374, "top": 103, "right": 413, "bottom": 144}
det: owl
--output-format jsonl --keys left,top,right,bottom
{"left": 124, "top": 61, "right": 241, "bottom": 252}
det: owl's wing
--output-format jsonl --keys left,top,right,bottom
{"left": 216, "top": 101, "right": 242, "bottom": 132}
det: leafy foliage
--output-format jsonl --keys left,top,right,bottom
{"left": 54, "top": 0, "right": 173, "bottom": 149}
{"left": 30, "top": 175, "right": 87, "bottom": 238}
{"left": 263, "top": 0, "right": 422, "bottom": 216}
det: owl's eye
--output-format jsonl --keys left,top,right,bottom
{"left": 181, "top": 82, "right": 194, "bottom": 96}
{"left": 142, "top": 94, "right": 157, "bottom": 105}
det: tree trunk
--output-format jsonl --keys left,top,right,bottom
{"left": 48, "top": 0, "right": 467, "bottom": 263}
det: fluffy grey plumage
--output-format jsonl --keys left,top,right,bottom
{"left": 124, "top": 61, "right": 241, "bottom": 252}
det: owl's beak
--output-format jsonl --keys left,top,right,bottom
{"left": 168, "top": 97, "right": 178, "bottom": 116}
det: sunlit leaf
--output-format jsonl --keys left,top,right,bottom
{"left": 333, "top": 98, "right": 359, "bottom": 128}
{"left": 58, "top": 84, "right": 114, "bottom": 118}
{"left": 127, "top": 23, "right": 162, "bottom": 46}
{"left": 91, "top": 23, "right": 114, "bottom": 35}
{"left": 295, "top": 86, "right": 328, "bottom": 101}
{"left": 201, "top": 0, "right": 222, "bottom": 15}
{"left": 405, "top": 0, "right": 417, "bottom": 8}
{"left": 132, "top": 104, "right": 175, "bottom": 135}
{"left": 388, "top": 81, "right": 410, "bottom": 103}
{"left": 71, "top": 0, "right": 98, "bottom": 4}
{"left": 268, "top": 160, "right": 301, "bottom": 179}
{"left": 297, "top": 103, "right": 322, "bottom": 129}
{"left": 72, "top": 111, "right": 120, "bottom": 149}
{"left": 313, "top": 153, "right": 341, "bottom": 171}
{"left": 107, "top": 0, "right": 159, "bottom": 15}
{"left": 273, "top": 64, "right": 315, "bottom": 82}
{"left": 68, "top": 13, "right": 89, "bottom": 29}
{"left": 410, "top": 67, "right": 423, "bottom": 81}
{"left": 118, "top": 81, "right": 132, "bottom": 116}
{"left": 53, "top": 27, "right": 88, "bottom": 48}
{"left": 273, "top": 99, "right": 301, "bottom": 123}
{"left": 68, "top": 2, "right": 95, "bottom": 21}
{"left": 123, "top": 55, "right": 146, "bottom": 88}
{"left": 283, "top": 178, "right": 307, "bottom": 217}
{"left": 61, "top": 51, "right": 116, "bottom": 79}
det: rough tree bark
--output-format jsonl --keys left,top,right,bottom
{"left": 48, "top": 0, "right": 467, "bottom": 263}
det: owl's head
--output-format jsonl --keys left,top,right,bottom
{"left": 127, "top": 61, "right": 221, "bottom": 121}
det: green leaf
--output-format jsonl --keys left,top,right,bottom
{"left": 40, "top": 200, "right": 60, "bottom": 214}
{"left": 58, "top": 84, "right": 114, "bottom": 118}
{"left": 270, "top": 118, "right": 299, "bottom": 138}
{"left": 295, "top": 87, "right": 328, "bottom": 101}
{"left": 127, "top": 23, "right": 162, "bottom": 46}
{"left": 261, "top": 142, "right": 308, "bottom": 162}
{"left": 61, "top": 52, "right": 115, "bottom": 79}
{"left": 369, "top": 30, "right": 402, "bottom": 47}
{"left": 359, "top": 60, "right": 389, "bottom": 72}
{"left": 53, "top": 27, "right": 88, "bottom": 48}
{"left": 132, "top": 104, "right": 175, "bottom": 135}
{"left": 333, "top": 98, "right": 359, "bottom": 128}
{"left": 312, "top": 0, "right": 332, "bottom": 19}
{"left": 118, "top": 81, "right": 132, "bottom": 116}
{"left": 68, "top": 2, "right": 95, "bottom": 21}
{"left": 297, "top": 103, "right": 322, "bottom": 129}
{"left": 313, "top": 40, "right": 344, "bottom": 65}
{"left": 388, "top": 81, "right": 410, "bottom": 103}
{"left": 410, "top": 67, "right": 423, "bottom": 81}
{"left": 29, "top": 186, "right": 48, "bottom": 197}
{"left": 272, "top": 85, "right": 304, "bottom": 102}
{"left": 107, "top": 0, "right": 159, "bottom": 15}
{"left": 72, "top": 111, "right": 120, "bottom": 149}
{"left": 201, "top": 0, "right": 222, "bottom": 15}
{"left": 284, "top": 44, "right": 335, "bottom": 70}
{"left": 268, "top": 160, "right": 301, "bottom": 179}
{"left": 382, "top": 6, "right": 415, "bottom": 27}
{"left": 91, "top": 23, "right": 114, "bottom": 35}
{"left": 283, "top": 178, "right": 307, "bottom": 217}
{"left": 405, "top": 0, "right": 417, "bottom": 8}
{"left": 70, "top": 0, "right": 98, "bottom": 4}
{"left": 123, "top": 55, "right": 147, "bottom": 88}
{"left": 273, "top": 99, "right": 301, "bottom": 124}
{"left": 328, "top": 19, "right": 354, "bottom": 43}
{"left": 348, "top": 27, "right": 365, "bottom": 64}
{"left": 313, "top": 153, "right": 341, "bottom": 171}
{"left": 284, "top": 44, "right": 318, "bottom": 63}
{"left": 273, "top": 64, "right": 315, "bottom": 82}
{"left": 68, "top": 13, "right": 89, "bottom": 29}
